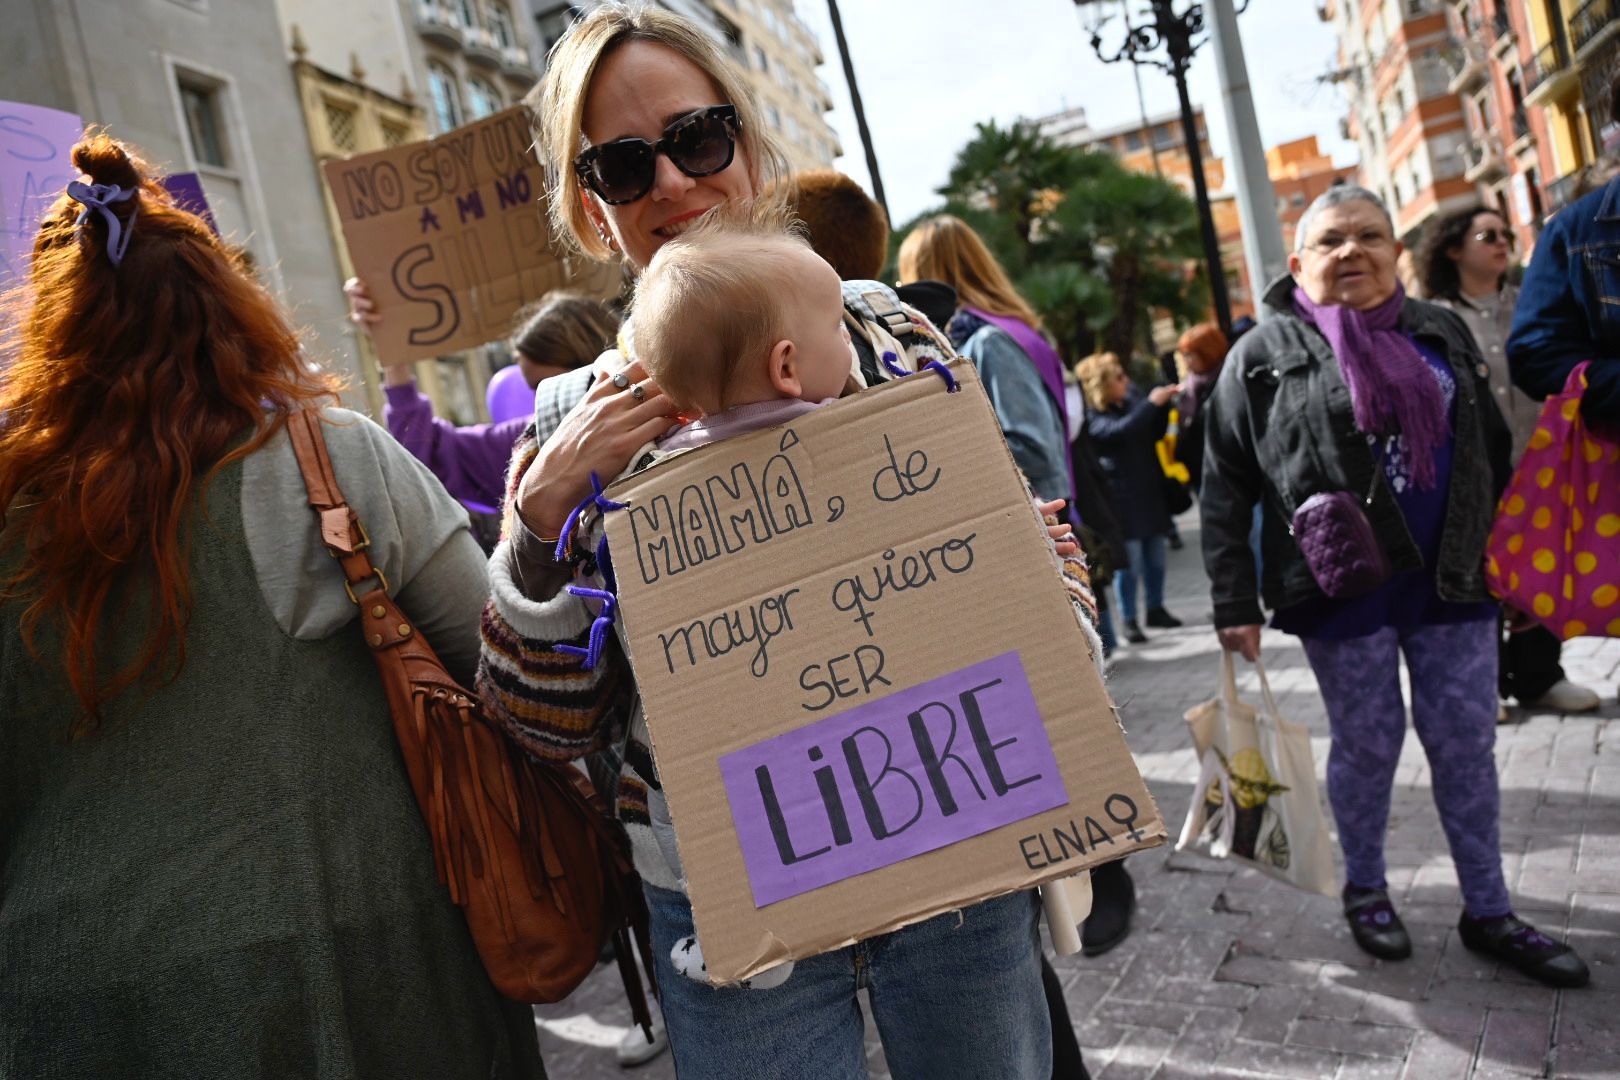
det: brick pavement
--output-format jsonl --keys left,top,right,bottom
{"left": 530, "top": 518, "right": 1620, "bottom": 1078}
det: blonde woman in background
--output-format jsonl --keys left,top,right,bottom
{"left": 900, "top": 215, "right": 1143, "bottom": 967}
{"left": 898, "top": 215, "right": 1077, "bottom": 524}
{"left": 1076, "top": 352, "right": 1184, "bottom": 645}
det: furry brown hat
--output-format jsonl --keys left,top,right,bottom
{"left": 771, "top": 170, "right": 889, "bottom": 281}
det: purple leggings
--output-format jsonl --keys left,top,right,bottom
{"left": 1301, "top": 618, "right": 1511, "bottom": 918}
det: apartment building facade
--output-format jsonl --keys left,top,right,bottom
{"left": 1268, "top": 136, "right": 1361, "bottom": 251}
{"left": 1036, "top": 105, "right": 1254, "bottom": 320}
{"left": 1320, "top": 0, "right": 1477, "bottom": 243}
{"left": 1, "top": 0, "right": 365, "bottom": 390}
{"left": 1445, "top": 0, "right": 1572, "bottom": 254}
{"left": 1521, "top": 0, "right": 1620, "bottom": 211}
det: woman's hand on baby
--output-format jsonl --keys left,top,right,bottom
{"left": 516, "top": 359, "right": 680, "bottom": 538}
{"left": 1037, "top": 498, "right": 1080, "bottom": 557}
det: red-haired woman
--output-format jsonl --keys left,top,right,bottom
{"left": 0, "top": 135, "right": 545, "bottom": 1078}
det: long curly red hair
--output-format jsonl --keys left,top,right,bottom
{"left": 0, "top": 132, "right": 344, "bottom": 732}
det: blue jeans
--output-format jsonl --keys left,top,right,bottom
{"left": 1097, "top": 601, "right": 1118, "bottom": 653}
{"left": 1116, "top": 535, "right": 1167, "bottom": 622}
{"left": 644, "top": 884, "right": 1049, "bottom": 1079}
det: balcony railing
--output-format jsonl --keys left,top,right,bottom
{"left": 500, "top": 45, "right": 538, "bottom": 82}
{"left": 417, "top": 1, "right": 464, "bottom": 47}
{"left": 1522, "top": 40, "right": 1567, "bottom": 99}
{"left": 1448, "top": 40, "right": 1489, "bottom": 94}
{"left": 1572, "top": 0, "right": 1617, "bottom": 55}
{"left": 1465, "top": 140, "right": 1507, "bottom": 183}
{"left": 463, "top": 25, "right": 502, "bottom": 67}
{"left": 1491, "top": 7, "right": 1512, "bottom": 41}
{"left": 1545, "top": 171, "right": 1586, "bottom": 216}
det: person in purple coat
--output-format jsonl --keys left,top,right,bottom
{"left": 354, "top": 288, "right": 621, "bottom": 510}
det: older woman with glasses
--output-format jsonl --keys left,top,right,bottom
{"left": 1417, "top": 206, "right": 1601, "bottom": 718}
{"left": 1200, "top": 185, "right": 1588, "bottom": 989}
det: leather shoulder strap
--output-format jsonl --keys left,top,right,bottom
{"left": 285, "top": 409, "right": 394, "bottom": 609}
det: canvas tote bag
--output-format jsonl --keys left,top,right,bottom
{"left": 1176, "top": 652, "right": 1335, "bottom": 895}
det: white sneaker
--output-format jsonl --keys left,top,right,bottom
{"left": 1525, "top": 679, "right": 1602, "bottom": 713}
{"left": 615, "top": 1015, "right": 668, "bottom": 1068}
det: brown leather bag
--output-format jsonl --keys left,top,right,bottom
{"left": 286, "top": 410, "right": 654, "bottom": 1023}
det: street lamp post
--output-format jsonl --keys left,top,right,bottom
{"left": 1075, "top": 0, "right": 1237, "bottom": 337}
{"left": 825, "top": 0, "right": 890, "bottom": 224}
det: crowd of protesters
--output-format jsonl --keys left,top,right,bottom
{"left": 4, "top": 1, "right": 1618, "bottom": 1074}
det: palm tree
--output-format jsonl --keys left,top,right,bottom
{"left": 1035, "top": 154, "right": 1206, "bottom": 363}
{"left": 930, "top": 125, "right": 1206, "bottom": 365}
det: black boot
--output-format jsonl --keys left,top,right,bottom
{"left": 1144, "top": 607, "right": 1183, "bottom": 629}
{"left": 1081, "top": 860, "right": 1136, "bottom": 957}
{"left": 1458, "top": 913, "right": 1589, "bottom": 988}
{"left": 1343, "top": 886, "right": 1411, "bottom": 961}
{"left": 1123, "top": 620, "right": 1147, "bottom": 644}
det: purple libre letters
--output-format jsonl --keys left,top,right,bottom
{"left": 718, "top": 651, "right": 1068, "bottom": 907}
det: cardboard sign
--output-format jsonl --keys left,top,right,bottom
{"left": 604, "top": 361, "right": 1166, "bottom": 984}
{"left": 321, "top": 106, "right": 617, "bottom": 366}
{"left": 1, "top": 102, "right": 82, "bottom": 287}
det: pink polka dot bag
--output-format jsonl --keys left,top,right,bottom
{"left": 1485, "top": 363, "right": 1620, "bottom": 640}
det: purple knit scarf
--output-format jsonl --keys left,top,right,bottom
{"left": 1291, "top": 283, "right": 1447, "bottom": 490}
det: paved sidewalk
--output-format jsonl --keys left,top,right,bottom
{"left": 531, "top": 518, "right": 1620, "bottom": 1079}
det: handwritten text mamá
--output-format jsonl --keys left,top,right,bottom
{"left": 718, "top": 652, "right": 1068, "bottom": 907}
{"left": 627, "top": 428, "right": 814, "bottom": 588}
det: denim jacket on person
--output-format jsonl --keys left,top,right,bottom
{"left": 948, "top": 311, "right": 1072, "bottom": 507}
{"left": 1507, "top": 176, "right": 1620, "bottom": 423}
{"left": 1200, "top": 275, "right": 1512, "bottom": 629}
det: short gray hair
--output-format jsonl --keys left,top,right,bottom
{"left": 1294, "top": 184, "right": 1395, "bottom": 252}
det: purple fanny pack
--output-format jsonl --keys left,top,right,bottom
{"left": 1291, "top": 491, "right": 1391, "bottom": 599}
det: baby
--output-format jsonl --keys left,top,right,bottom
{"left": 595, "top": 214, "right": 1101, "bottom": 986}
{"left": 632, "top": 214, "right": 861, "bottom": 449}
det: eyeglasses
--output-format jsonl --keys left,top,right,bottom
{"left": 573, "top": 105, "right": 741, "bottom": 206}
{"left": 1304, "top": 229, "right": 1393, "bottom": 255}
{"left": 1473, "top": 228, "right": 1515, "bottom": 247}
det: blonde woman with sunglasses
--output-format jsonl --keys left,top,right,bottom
{"left": 343, "top": 6, "right": 1051, "bottom": 1077}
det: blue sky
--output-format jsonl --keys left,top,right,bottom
{"left": 798, "top": 0, "right": 1358, "bottom": 226}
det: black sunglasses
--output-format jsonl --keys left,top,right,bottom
{"left": 1474, "top": 227, "right": 1515, "bottom": 247}
{"left": 573, "top": 105, "right": 741, "bottom": 206}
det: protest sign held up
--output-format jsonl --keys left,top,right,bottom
{"left": 1, "top": 101, "right": 83, "bottom": 289}
{"left": 321, "top": 106, "right": 617, "bottom": 366}
{"left": 605, "top": 361, "right": 1166, "bottom": 984}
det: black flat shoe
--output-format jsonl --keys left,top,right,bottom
{"left": 1343, "top": 887, "right": 1411, "bottom": 961}
{"left": 1081, "top": 860, "right": 1136, "bottom": 957}
{"left": 1123, "top": 620, "right": 1148, "bottom": 644}
{"left": 1458, "top": 913, "right": 1589, "bottom": 988}
{"left": 1145, "top": 607, "right": 1183, "bottom": 629}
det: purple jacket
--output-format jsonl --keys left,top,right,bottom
{"left": 384, "top": 383, "right": 527, "bottom": 512}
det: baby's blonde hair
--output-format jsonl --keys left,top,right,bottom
{"left": 631, "top": 205, "right": 811, "bottom": 415}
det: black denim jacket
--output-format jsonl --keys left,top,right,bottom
{"left": 1200, "top": 275, "right": 1512, "bottom": 629}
